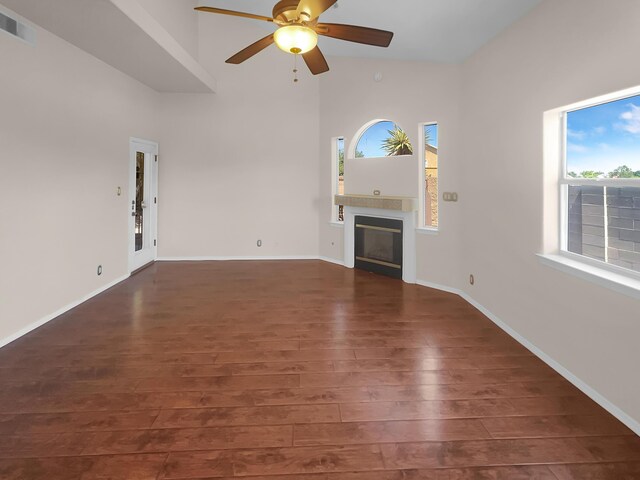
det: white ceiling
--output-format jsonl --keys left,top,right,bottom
{"left": 201, "top": 0, "right": 542, "bottom": 63}
{"left": 1, "top": 0, "right": 542, "bottom": 92}
{"left": 1, "top": 0, "right": 214, "bottom": 93}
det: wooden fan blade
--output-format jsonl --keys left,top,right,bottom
{"left": 226, "top": 34, "right": 275, "bottom": 64}
{"left": 296, "top": 0, "right": 337, "bottom": 21}
{"left": 195, "top": 7, "right": 274, "bottom": 23}
{"left": 302, "top": 46, "right": 330, "bottom": 75}
{"left": 316, "top": 23, "right": 394, "bottom": 47}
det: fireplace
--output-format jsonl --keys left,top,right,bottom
{"left": 354, "top": 216, "right": 403, "bottom": 279}
{"left": 337, "top": 195, "right": 417, "bottom": 284}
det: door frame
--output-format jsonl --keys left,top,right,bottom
{"left": 128, "top": 137, "right": 158, "bottom": 273}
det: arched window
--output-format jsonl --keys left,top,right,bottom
{"left": 354, "top": 120, "right": 413, "bottom": 158}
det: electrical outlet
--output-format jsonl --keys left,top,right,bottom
{"left": 257, "top": 239, "right": 262, "bottom": 247}
{"left": 97, "top": 265, "right": 103, "bottom": 276}
{"left": 469, "top": 274, "right": 475, "bottom": 285}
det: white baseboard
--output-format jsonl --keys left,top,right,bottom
{"left": 457, "top": 290, "right": 640, "bottom": 436}
{"left": 157, "top": 256, "right": 320, "bottom": 262}
{"left": 416, "top": 279, "right": 463, "bottom": 296}
{"left": 0, "top": 273, "right": 130, "bottom": 349}
{"left": 158, "top": 256, "right": 346, "bottom": 267}
{"left": 416, "top": 277, "right": 640, "bottom": 437}
{"left": 319, "top": 256, "right": 345, "bottom": 267}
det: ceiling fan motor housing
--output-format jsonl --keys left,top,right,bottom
{"left": 273, "top": 0, "right": 306, "bottom": 22}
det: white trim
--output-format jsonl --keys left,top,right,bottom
{"left": 0, "top": 274, "right": 130, "bottom": 349}
{"left": 319, "top": 256, "right": 345, "bottom": 267}
{"left": 457, "top": 289, "right": 640, "bottom": 437}
{"left": 561, "top": 178, "right": 640, "bottom": 187}
{"left": 538, "top": 253, "right": 640, "bottom": 301}
{"left": 418, "top": 121, "right": 439, "bottom": 229}
{"left": 343, "top": 205, "right": 418, "bottom": 284}
{"left": 416, "top": 227, "right": 439, "bottom": 236}
{"left": 331, "top": 137, "right": 345, "bottom": 223}
{"left": 157, "top": 256, "right": 320, "bottom": 262}
{"left": 563, "top": 84, "right": 640, "bottom": 114}
{"left": 348, "top": 119, "right": 387, "bottom": 160}
{"left": 160, "top": 256, "right": 347, "bottom": 266}
{"left": 129, "top": 138, "right": 159, "bottom": 273}
{"left": 416, "top": 279, "right": 461, "bottom": 296}
{"left": 415, "top": 277, "right": 640, "bottom": 437}
{"left": 348, "top": 119, "right": 416, "bottom": 160}
{"left": 328, "top": 221, "right": 344, "bottom": 228}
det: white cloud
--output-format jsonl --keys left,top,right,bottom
{"left": 619, "top": 103, "right": 640, "bottom": 135}
{"left": 591, "top": 126, "right": 606, "bottom": 136}
{"left": 567, "top": 143, "right": 588, "bottom": 153}
{"left": 567, "top": 129, "right": 586, "bottom": 140}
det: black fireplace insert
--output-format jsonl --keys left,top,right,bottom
{"left": 354, "top": 216, "right": 403, "bottom": 279}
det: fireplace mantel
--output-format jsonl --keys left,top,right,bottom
{"left": 335, "top": 194, "right": 416, "bottom": 212}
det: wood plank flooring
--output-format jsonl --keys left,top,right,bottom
{"left": 0, "top": 260, "right": 638, "bottom": 479}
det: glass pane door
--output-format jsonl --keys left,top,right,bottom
{"left": 135, "top": 151, "right": 145, "bottom": 252}
{"left": 129, "top": 138, "right": 158, "bottom": 273}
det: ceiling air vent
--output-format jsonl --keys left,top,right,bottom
{"left": 0, "top": 9, "right": 36, "bottom": 46}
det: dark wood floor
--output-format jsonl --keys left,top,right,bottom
{"left": 0, "top": 261, "right": 638, "bottom": 479}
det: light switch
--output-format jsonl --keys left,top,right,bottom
{"left": 443, "top": 192, "right": 459, "bottom": 202}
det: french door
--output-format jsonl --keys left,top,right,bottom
{"left": 129, "top": 138, "right": 158, "bottom": 272}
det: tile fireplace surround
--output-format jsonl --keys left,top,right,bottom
{"left": 335, "top": 194, "right": 417, "bottom": 284}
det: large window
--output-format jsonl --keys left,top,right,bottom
{"left": 423, "top": 123, "right": 439, "bottom": 228}
{"left": 562, "top": 93, "right": 640, "bottom": 274}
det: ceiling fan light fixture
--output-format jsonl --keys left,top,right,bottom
{"left": 274, "top": 24, "right": 318, "bottom": 54}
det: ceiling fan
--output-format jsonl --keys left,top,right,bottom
{"left": 195, "top": 0, "right": 394, "bottom": 75}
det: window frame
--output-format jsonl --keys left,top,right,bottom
{"left": 557, "top": 91, "right": 640, "bottom": 282}
{"left": 418, "top": 121, "right": 440, "bottom": 231}
{"left": 331, "top": 136, "right": 345, "bottom": 224}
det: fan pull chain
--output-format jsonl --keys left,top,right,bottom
{"left": 293, "top": 54, "right": 299, "bottom": 83}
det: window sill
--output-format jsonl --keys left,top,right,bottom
{"left": 328, "top": 221, "right": 344, "bottom": 227}
{"left": 537, "top": 253, "right": 640, "bottom": 301}
{"left": 416, "top": 227, "right": 439, "bottom": 235}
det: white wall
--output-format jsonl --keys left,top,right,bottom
{"left": 156, "top": 14, "right": 320, "bottom": 258}
{"left": 136, "top": 0, "right": 199, "bottom": 60}
{"left": 317, "top": 57, "right": 463, "bottom": 288}
{"left": 460, "top": 0, "right": 640, "bottom": 427}
{"left": 0, "top": 12, "right": 159, "bottom": 343}
{"left": 2, "top": 0, "right": 639, "bottom": 435}
{"left": 345, "top": 155, "right": 419, "bottom": 198}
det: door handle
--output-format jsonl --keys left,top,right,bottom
{"left": 141, "top": 201, "right": 147, "bottom": 209}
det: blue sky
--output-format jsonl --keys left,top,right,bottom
{"left": 567, "top": 94, "right": 640, "bottom": 174}
{"left": 354, "top": 121, "right": 439, "bottom": 158}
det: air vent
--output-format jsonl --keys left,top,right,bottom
{"left": 0, "top": 9, "right": 36, "bottom": 46}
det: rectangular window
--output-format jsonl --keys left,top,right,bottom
{"left": 333, "top": 137, "right": 345, "bottom": 222}
{"left": 423, "top": 123, "right": 439, "bottom": 228}
{"left": 562, "top": 93, "right": 640, "bottom": 275}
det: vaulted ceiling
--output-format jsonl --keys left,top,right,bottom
{"left": 1, "top": 0, "right": 541, "bottom": 92}
{"left": 200, "top": 0, "right": 542, "bottom": 63}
